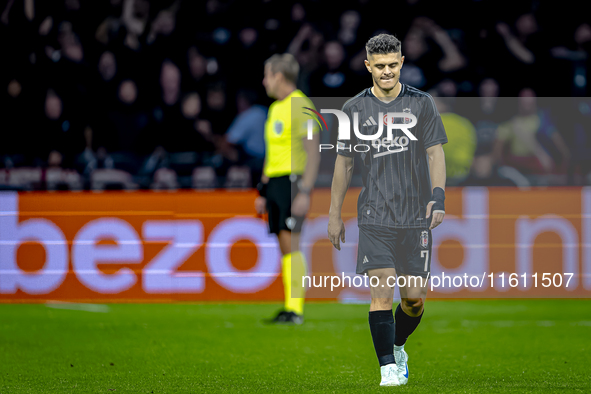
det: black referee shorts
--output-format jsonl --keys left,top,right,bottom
{"left": 266, "top": 175, "right": 305, "bottom": 235}
{"left": 356, "top": 225, "right": 432, "bottom": 278}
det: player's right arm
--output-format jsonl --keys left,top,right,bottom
{"left": 328, "top": 154, "right": 354, "bottom": 250}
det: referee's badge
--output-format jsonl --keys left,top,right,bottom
{"left": 286, "top": 217, "right": 296, "bottom": 230}
{"left": 420, "top": 230, "right": 429, "bottom": 249}
{"left": 274, "top": 120, "right": 284, "bottom": 135}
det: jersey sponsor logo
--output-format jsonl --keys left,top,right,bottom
{"left": 372, "top": 136, "right": 410, "bottom": 158}
{"left": 420, "top": 231, "right": 429, "bottom": 249}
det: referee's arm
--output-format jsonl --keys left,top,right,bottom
{"left": 328, "top": 155, "right": 354, "bottom": 250}
{"left": 254, "top": 159, "right": 269, "bottom": 215}
{"left": 300, "top": 132, "right": 321, "bottom": 194}
{"left": 291, "top": 132, "right": 321, "bottom": 217}
{"left": 426, "top": 144, "right": 446, "bottom": 230}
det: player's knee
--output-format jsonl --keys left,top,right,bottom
{"left": 402, "top": 297, "right": 424, "bottom": 315}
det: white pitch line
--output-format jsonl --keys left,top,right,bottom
{"left": 45, "top": 301, "right": 110, "bottom": 313}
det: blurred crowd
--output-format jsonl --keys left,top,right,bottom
{"left": 431, "top": 87, "right": 591, "bottom": 187}
{"left": 1, "top": 0, "right": 590, "bottom": 190}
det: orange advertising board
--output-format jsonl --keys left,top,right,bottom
{"left": 1, "top": 188, "right": 590, "bottom": 302}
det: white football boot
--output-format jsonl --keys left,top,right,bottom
{"left": 394, "top": 346, "right": 409, "bottom": 385}
{"left": 379, "top": 363, "right": 400, "bottom": 386}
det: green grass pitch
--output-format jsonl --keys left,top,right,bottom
{"left": 1, "top": 300, "right": 590, "bottom": 393}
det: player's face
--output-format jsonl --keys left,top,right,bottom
{"left": 365, "top": 52, "right": 404, "bottom": 92}
{"left": 263, "top": 64, "right": 280, "bottom": 99}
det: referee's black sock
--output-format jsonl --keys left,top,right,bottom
{"left": 369, "top": 310, "right": 395, "bottom": 366}
{"left": 394, "top": 303, "right": 424, "bottom": 346}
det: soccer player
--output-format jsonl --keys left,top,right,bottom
{"left": 327, "top": 34, "right": 447, "bottom": 386}
{"left": 255, "top": 53, "right": 320, "bottom": 324}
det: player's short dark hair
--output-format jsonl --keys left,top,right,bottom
{"left": 265, "top": 53, "right": 299, "bottom": 84}
{"left": 365, "top": 34, "right": 401, "bottom": 57}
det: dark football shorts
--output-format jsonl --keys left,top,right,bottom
{"left": 356, "top": 225, "right": 432, "bottom": 278}
{"left": 266, "top": 175, "right": 305, "bottom": 235}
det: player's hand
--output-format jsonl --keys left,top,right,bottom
{"left": 291, "top": 193, "right": 310, "bottom": 217}
{"left": 426, "top": 201, "right": 445, "bottom": 230}
{"left": 328, "top": 215, "right": 346, "bottom": 251}
{"left": 255, "top": 196, "right": 267, "bottom": 215}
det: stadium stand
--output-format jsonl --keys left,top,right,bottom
{"left": 1, "top": 0, "right": 590, "bottom": 190}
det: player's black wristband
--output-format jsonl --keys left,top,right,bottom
{"left": 256, "top": 182, "right": 267, "bottom": 198}
{"left": 430, "top": 187, "right": 445, "bottom": 214}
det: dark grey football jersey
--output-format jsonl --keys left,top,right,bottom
{"left": 337, "top": 84, "right": 448, "bottom": 229}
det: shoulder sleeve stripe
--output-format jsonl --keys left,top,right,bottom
{"left": 342, "top": 88, "right": 370, "bottom": 110}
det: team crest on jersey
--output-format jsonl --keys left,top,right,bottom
{"left": 403, "top": 108, "right": 412, "bottom": 124}
{"left": 274, "top": 120, "right": 284, "bottom": 135}
{"left": 420, "top": 230, "right": 429, "bottom": 249}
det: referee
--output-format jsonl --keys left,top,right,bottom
{"left": 328, "top": 34, "right": 447, "bottom": 386}
{"left": 256, "top": 53, "right": 320, "bottom": 324}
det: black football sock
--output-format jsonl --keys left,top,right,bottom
{"left": 394, "top": 303, "right": 424, "bottom": 346}
{"left": 369, "top": 310, "right": 395, "bottom": 366}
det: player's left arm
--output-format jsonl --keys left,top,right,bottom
{"left": 426, "top": 144, "right": 446, "bottom": 230}
{"left": 292, "top": 132, "right": 320, "bottom": 217}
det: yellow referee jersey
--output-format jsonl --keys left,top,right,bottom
{"left": 263, "top": 89, "right": 318, "bottom": 178}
